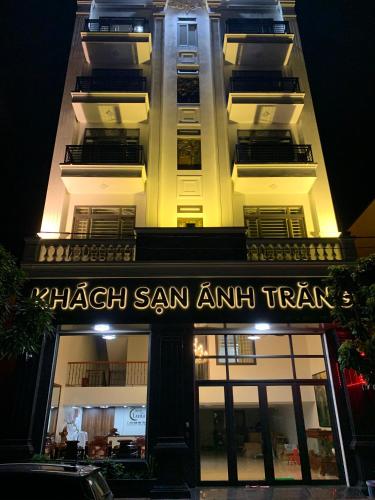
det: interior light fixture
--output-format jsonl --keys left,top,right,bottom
{"left": 84, "top": 406, "right": 92, "bottom": 409}
{"left": 123, "top": 405, "right": 128, "bottom": 408}
{"left": 100, "top": 405, "right": 109, "bottom": 409}
{"left": 141, "top": 405, "right": 146, "bottom": 408}
{"left": 102, "top": 335, "right": 116, "bottom": 340}
{"left": 94, "top": 324, "right": 110, "bottom": 332}
{"left": 248, "top": 335, "right": 261, "bottom": 340}
{"left": 134, "top": 25, "right": 144, "bottom": 32}
{"left": 254, "top": 323, "right": 270, "bottom": 331}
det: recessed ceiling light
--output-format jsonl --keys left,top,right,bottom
{"left": 248, "top": 335, "right": 261, "bottom": 340}
{"left": 94, "top": 324, "right": 110, "bottom": 332}
{"left": 254, "top": 323, "right": 270, "bottom": 331}
{"left": 102, "top": 335, "right": 116, "bottom": 340}
{"left": 123, "top": 405, "right": 127, "bottom": 408}
{"left": 84, "top": 406, "right": 92, "bottom": 409}
{"left": 100, "top": 405, "right": 109, "bottom": 409}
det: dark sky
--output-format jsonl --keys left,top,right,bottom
{"left": 1, "top": 0, "right": 374, "bottom": 259}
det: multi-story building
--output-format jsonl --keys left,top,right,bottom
{"left": 18, "top": 0, "right": 371, "bottom": 494}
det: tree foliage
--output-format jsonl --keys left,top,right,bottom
{"left": 325, "top": 254, "right": 375, "bottom": 384}
{"left": 0, "top": 245, "right": 54, "bottom": 359}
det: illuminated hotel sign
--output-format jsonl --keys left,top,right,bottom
{"left": 30, "top": 278, "right": 349, "bottom": 323}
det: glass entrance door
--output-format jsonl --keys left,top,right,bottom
{"left": 197, "top": 381, "right": 342, "bottom": 484}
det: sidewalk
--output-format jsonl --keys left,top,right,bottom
{"left": 120, "top": 485, "right": 369, "bottom": 500}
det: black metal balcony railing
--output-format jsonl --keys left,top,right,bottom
{"left": 234, "top": 144, "right": 314, "bottom": 164}
{"left": 229, "top": 76, "right": 300, "bottom": 93}
{"left": 84, "top": 17, "right": 150, "bottom": 33}
{"left": 75, "top": 75, "right": 147, "bottom": 92}
{"left": 225, "top": 19, "right": 291, "bottom": 35}
{"left": 64, "top": 145, "right": 145, "bottom": 165}
{"left": 67, "top": 361, "right": 148, "bottom": 387}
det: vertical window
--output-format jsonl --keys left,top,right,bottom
{"left": 244, "top": 206, "right": 307, "bottom": 238}
{"left": 72, "top": 206, "right": 136, "bottom": 239}
{"left": 177, "top": 130, "right": 201, "bottom": 170}
{"left": 216, "top": 335, "right": 256, "bottom": 365}
{"left": 83, "top": 129, "right": 139, "bottom": 145}
{"left": 178, "top": 21, "right": 197, "bottom": 47}
{"left": 177, "top": 77, "right": 200, "bottom": 103}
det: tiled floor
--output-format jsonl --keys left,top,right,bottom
{"left": 119, "top": 485, "right": 369, "bottom": 500}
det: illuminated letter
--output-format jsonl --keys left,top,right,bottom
{"left": 296, "top": 282, "right": 315, "bottom": 309}
{"left": 216, "top": 287, "right": 236, "bottom": 309}
{"left": 261, "top": 286, "right": 278, "bottom": 309}
{"left": 278, "top": 287, "right": 296, "bottom": 309}
{"left": 69, "top": 282, "right": 88, "bottom": 310}
{"left": 134, "top": 287, "right": 151, "bottom": 309}
{"left": 196, "top": 282, "right": 216, "bottom": 309}
{"left": 150, "top": 287, "right": 169, "bottom": 315}
{"left": 107, "top": 287, "right": 127, "bottom": 310}
{"left": 235, "top": 286, "right": 255, "bottom": 309}
{"left": 49, "top": 287, "right": 70, "bottom": 310}
{"left": 313, "top": 286, "right": 333, "bottom": 309}
{"left": 169, "top": 287, "right": 189, "bottom": 310}
{"left": 89, "top": 287, "right": 107, "bottom": 310}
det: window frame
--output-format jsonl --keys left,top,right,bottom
{"left": 244, "top": 206, "right": 307, "bottom": 239}
{"left": 216, "top": 335, "right": 257, "bottom": 365}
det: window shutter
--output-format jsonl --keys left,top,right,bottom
{"left": 73, "top": 206, "right": 135, "bottom": 239}
{"left": 244, "top": 206, "right": 306, "bottom": 238}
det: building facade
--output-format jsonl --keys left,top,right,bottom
{"left": 18, "top": 0, "right": 372, "bottom": 494}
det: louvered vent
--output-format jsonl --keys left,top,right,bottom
{"left": 244, "top": 206, "right": 306, "bottom": 238}
{"left": 73, "top": 206, "right": 136, "bottom": 239}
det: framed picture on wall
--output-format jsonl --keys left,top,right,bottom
{"left": 312, "top": 371, "right": 330, "bottom": 428}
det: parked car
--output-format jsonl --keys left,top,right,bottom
{"left": 0, "top": 463, "right": 113, "bottom": 500}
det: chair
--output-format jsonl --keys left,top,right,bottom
{"left": 287, "top": 447, "right": 300, "bottom": 465}
{"left": 88, "top": 436, "right": 108, "bottom": 458}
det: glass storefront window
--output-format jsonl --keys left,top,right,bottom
{"left": 44, "top": 333, "right": 149, "bottom": 461}
{"left": 267, "top": 386, "right": 302, "bottom": 480}
{"left": 300, "top": 385, "right": 340, "bottom": 480}
{"left": 198, "top": 386, "right": 228, "bottom": 480}
{"left": 233, "top": 386, "right": 265, "bottom": 480}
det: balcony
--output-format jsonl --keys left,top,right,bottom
{"left": 67, "top": 361, "right": 148, "bottom": 387}
{"left": 23, "top": 230, "right": 357, "bottom": 265}
{"left": 81, "top": 18, "right": 152, "bottom": 67}
{"left": 71, "top": 74, "right": 149, "bottom": 124}
{"left": 28, "top": 236, "right": 136, "bottom": 264}
{"left": 60, "top": 145, "right": 146, "bottom": 194}
{"left": 227, "top": 75, "right": 305, "bottom": 124}
{"left": 224, "top": 19, "right": 294, "bottom": 67}
{"left": 246, "top": 237, "right": 353, "bottom": 262}
{"left": 232, "top": 144, "right": 317, "bottom": 194}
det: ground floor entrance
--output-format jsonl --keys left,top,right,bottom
{"left": 195, "top": 330, "right": 344, "bottom": 485}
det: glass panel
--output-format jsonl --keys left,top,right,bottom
{"left": 267, "top": 386, "right": 302, "bottom": 480}
{"left": 199, "top": 386, "right": 228, "bottom": 480}
{"left": 233, "top": 386, "right": 265, "bottom": 480}
{"left": 254, "top": 335, "right": 290, "bottom": 355}
{"left": 229, "top": 358, "right": 293, "bottom": 380}
{"left": 292, "top": 335, "right": 323, "bottom": 355}
{"left": 196, "top": 359, "right": 226, "bottom": 380}
{"left": 300, "top": 385, "right": 340, "bottom": 480}
{"left": 46, "top": 334, "right": 149, "bottom": 460}
{"left": 295, "top": 358, "right": 326, "bottom": 379}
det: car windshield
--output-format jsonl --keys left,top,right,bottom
{"left": 87, "top": 471, "right": 112, "bottom": 500}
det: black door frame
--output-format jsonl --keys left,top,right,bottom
{"left": 196, "top": 379, "right": 345, "bottom": 486}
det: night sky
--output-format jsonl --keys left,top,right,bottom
{"left": 1, "top": 0, "right": 374, "bottom": 259}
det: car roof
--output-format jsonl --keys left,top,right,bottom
{"left": 0, "top": 463, "right": 99, "bottom": 477}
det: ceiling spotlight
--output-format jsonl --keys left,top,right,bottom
{"left": 123, "top": 405, "right": 128, "bottom": 408}
{"left": 102, "top": 335, "right": 116, "bottom": 340}
{"left": 254, "top": 323, "right": 270, "bottom": 331}
{"left": 248, "top": 335, "right": 261, "bottom": 340}
{"left": 94, "top": 324, "right": 110, "bottom": 332}
{"left": 100, "top": 405, "right": 109, "bottom": 409}
{"left": 84, "top": 406, "right": 92, "bottom": 409}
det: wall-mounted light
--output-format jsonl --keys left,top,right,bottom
{"left": 254, "top": 323, "right": 270, "bottom": 331}
{"left": 102, "top": 335, "right": 116, "bottom": 340}
{"left": 94, "top": 324, "right": 110, "bottom": 332}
